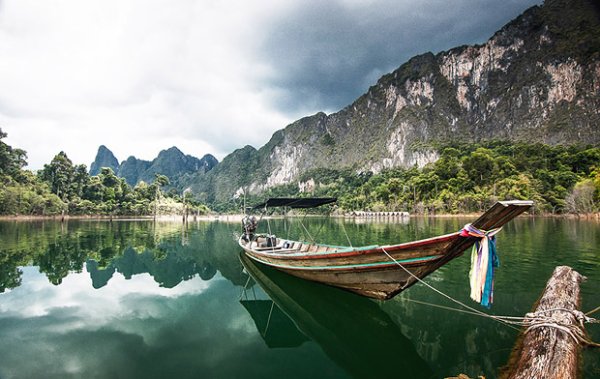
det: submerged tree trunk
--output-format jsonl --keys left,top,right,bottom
{"left": 501, "top": 266, "right": 586, "bottom": 379}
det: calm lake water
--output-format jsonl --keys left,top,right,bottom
{"left": 0, "top": 217, "right": 599, "bottom": 378}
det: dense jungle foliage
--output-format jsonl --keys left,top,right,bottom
{"left": 0, "top": 129, "right": 208, "bottom": 216}
{"left": 2, "top": 129, "right": 599, "bottom": 215}
{"left": 231, "top": 141, "right": 600, "bottom": 215}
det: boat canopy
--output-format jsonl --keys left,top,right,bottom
{"left": 252, "top": 197, "right": 337, "bottom": 209}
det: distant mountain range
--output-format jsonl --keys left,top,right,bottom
{"left": 89, "top": 145, "right": 218, "bottom": 186}
{"left": 91, "top": 0, "right": 599, "bottom": 203}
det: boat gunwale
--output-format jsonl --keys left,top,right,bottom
{"left": 239, "top": 231, "right": 461, "bottom": 260}
{"left": 242, "top": 249, "right": 444, "bottom": 271}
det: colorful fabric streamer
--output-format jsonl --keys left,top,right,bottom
{"left": 460, "top": 224, "right": 502, "bottom": 308}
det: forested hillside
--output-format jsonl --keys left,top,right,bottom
{"left": 223, "top": 141, "right": 600, "bottom": 215}
{"left": 0, "top": 129, "right": 207, "bottom": 216}
{"left": 2, "top": 129, "right": 599, "bottom": 215}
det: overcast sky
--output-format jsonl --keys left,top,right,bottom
{"left": 0, "top": 0, "right": 541, "bottom": 170}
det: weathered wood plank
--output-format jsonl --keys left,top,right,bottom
{"left": 501, "top": 266, "right": 586, "bottom": 379}
{"left": 473, "top": 200, "right": 533, "bottom": 230}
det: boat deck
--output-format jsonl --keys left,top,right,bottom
{"left": 247, "top": 235, "right": 369, "bottom": 254}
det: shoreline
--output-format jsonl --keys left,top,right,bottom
{"left": 1, "top": 212, "right": 599, "bottom": 222}
{"left": 0, "top": 214, "right": 248, "bottom": 223}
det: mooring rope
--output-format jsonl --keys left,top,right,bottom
{"left": 403, "top": 297, "right": 497, "bottom": 318}
{"left": 380, "top": 246, "right": 600, "bottom": 341}
{"left": 380, "top": 246, "right": 522, "bottom": 331}
{"left": 586, "top": 304, "right": 600, "bottom": 317}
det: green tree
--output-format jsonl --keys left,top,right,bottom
{"left": 83, "top": 176, "right": 105, "bottom": 202}
{"left": 152, "top": 174, "right": 170, "bottom": 200}
{"left": 0, "top": 128, "right": 27, "bottom": 183}
{"left": 433, "top": 148, "right": 461, "bottom": 181}
{"left": 100, "top": 167, "right": 120, "bottom": 188}
{"left": 38, "top": 151, "right": 75, "bottom": 201}
{"left": 462, "top": 148, "right": 497, "bottom": 186}
{"left": 154, "top": 173, "right": 170, "bottom": 188}
{"left": 565, "top": 179, "right": 596, "bottom": 213}
{"left": 70, "top": 164, "right": 90, "bottom": 198}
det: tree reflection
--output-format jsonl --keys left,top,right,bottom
{"left": 0, "top": 220, "right": 236, "bottom": 292}
{"left": 0, "top": 249, "right": 25, "bottom": 292}
{"left": 86, "top": 246, "right": 217, "bottom": 289}
{"left": 35, "top": 240, "right": 88, "bottom": 285}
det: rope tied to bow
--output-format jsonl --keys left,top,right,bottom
{"left": 461, "top": 224, "right": 503, "bottom": 308}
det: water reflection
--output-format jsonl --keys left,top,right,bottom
{"left": 86, "top": 246, "right": 216, "bottom": 289}
{"left": 239, "top": 298, "right": 310, "bottom": 348}
{"left": 0, "top": 218, "right": 599, "bottom": 378}
{"left": 0, "top": 220, "right": 349, "bottom": 379}
{"left": 0, "top": 220, "right": 245, "bottom": 292}
{"left": 239, "top": 253, "right": 434, "bottom": 378}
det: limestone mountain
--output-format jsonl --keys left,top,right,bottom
{"left": 89, "top": 145, "right": 119, "bottom": 176}
{"left": 136, "top": 147, "right": 217, "bottom": 185}
{"left": 118, "top": 156, "right": 152, "bottom": 186}
{"left": 187, "top": 0, "right": 600, "bottom": 204}
{"left": 89, "top": 145, "right": 218, "bottom": 186}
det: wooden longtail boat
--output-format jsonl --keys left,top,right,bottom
{"left": 238, "top": 198, "right": 533, "bottom": 300}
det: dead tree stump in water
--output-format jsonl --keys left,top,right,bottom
{"left": 502, "top": 266, "right": 586, "bottom": 379}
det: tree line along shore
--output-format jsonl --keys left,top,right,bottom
{"left": 2, "top": 129, "right": 599, "bottom": 217}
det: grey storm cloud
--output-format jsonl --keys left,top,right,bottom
{"left": 259, "top": 0, "right": 542, "bottom": 113}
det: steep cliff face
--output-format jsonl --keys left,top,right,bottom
{"left": 196, "top": 0, "right": 600, "bottom": 203}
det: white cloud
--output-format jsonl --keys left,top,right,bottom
{"left": 0, "top": 266, "right": 213, "bottom": 319}
{"left": 0, "top": 0, "right": 294, "bottom": 168}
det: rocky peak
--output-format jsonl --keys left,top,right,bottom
{"left": 118, "top": 156, "right": 151, "bottom": 186}
{"left": 138, "top": 147, "right": 215, "bottom": 184}
{"left": 199, "top": 154, "right": 218, "bottom": 172}
{"left": 89, "top": 145, "right": 119, "bottom": 176}
{"left": 90, "top": 145, "right": 218, "bottom": 187}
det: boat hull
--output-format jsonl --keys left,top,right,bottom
{"left": 240, "top": 233, "right": 457, "bottom": 299}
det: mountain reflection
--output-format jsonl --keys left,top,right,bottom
{"left": 86, "top": 246, "right": 216, "bottom": 289}
{"left": 0, "top": 220, "right": 245, "bottom": 292}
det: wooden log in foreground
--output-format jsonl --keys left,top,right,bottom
{"left": 501, "top": 266, "right": 586, "bottom": 379}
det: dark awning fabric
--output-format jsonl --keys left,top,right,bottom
{"left": 252, "top": 197, "right": 337, "bottom": 209}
